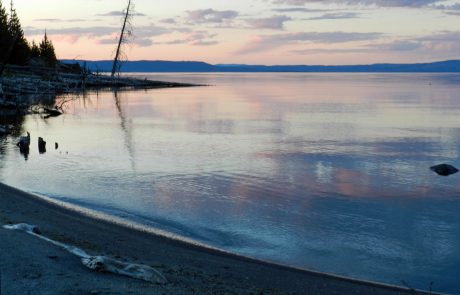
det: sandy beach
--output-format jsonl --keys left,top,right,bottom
{"left": 0, "top": 182, "right": 433, "bottom": 295}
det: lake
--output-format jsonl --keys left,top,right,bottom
{"left": 1, "top": 73, "right": 460, "bottom": 293}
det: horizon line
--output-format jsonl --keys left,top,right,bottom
{"left": 60, "top": 58, "right": 460, "bottom": 67}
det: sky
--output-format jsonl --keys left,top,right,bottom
{"left": 9, "top": 0, "right": 460, "bottom": 65}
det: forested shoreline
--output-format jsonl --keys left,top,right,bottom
{"left": 0, "top": 0, "right": 56, "bottom": 71}
{"left": 0, "top": 0, "right": 195, "bottom": 117}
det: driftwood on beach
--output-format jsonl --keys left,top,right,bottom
{"left": 0, "top": 64, "right": 195, "bottom": 97}
{"left": 1, "top": 71, "right": 194, "bottom": 95}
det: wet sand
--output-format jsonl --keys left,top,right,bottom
{"left": 0, "top": 183, "right": 433, "bottom": 295}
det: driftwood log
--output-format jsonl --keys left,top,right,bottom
{"left": 43, "top": 107, "right": 62, "bottom": 117}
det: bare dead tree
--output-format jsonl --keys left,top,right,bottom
{"left": 111, "top": 0, "right": 134, "bottom": 77}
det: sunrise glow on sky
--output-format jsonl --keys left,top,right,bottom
{"left": 11, "top": 0, "right": 460, "bottom": 65}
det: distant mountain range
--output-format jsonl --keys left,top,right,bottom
{"left": 61, "top": 59, "right": 460, "bottom": 73}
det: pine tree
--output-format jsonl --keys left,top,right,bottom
{"left": 30, "top": 40, "right": 40, "bottom": 58}
{"left": 39, "top": 32, "right": 57, "bottom": 67}
{"left": 0, "top": 0, "right": 57, "bottom": 68}
{"left": 0, "top": 0, "right": 9, "bottom": 59}
{"left": 7, "top": 0, "right": 30, "bottom": 65}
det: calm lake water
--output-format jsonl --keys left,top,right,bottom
{"left": 1, "top": 73, "right": 460, "bottom": 293}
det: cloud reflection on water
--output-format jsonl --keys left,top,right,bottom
{"left": 1, "top": 73, "right": 460, "bottom": 293}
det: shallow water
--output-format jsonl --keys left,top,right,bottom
{"left": 1, "top": 73, "right": 460, "bottom": 293}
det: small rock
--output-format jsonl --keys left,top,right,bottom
{"left": 430, "top": 164, "right": 459, "bottom": 176}
{"left": 32, "top": 226, "right": 42, "bottom": 235}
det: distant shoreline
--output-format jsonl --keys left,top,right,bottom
{"left": 0, "top": 182, "right": 436, "bottom": 294}
{"left": 63, "top": 59, "right": 460, "bottom": 73}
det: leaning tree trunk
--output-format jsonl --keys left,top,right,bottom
{"left": 111, "top": 0, "right": 131, "bottom": 77}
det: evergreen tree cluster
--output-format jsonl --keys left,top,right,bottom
{"left": 0, "top": 0, "right": 57, "bottom": 67}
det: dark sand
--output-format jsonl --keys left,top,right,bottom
{"left": 0, "top": 183, "right": 432, "bottom": 295}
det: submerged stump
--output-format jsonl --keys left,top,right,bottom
{"left": 38, "top": 137, "right": 46, "bottom": 154}
{"left": 16, "top": 132, "right": 30, "bottom": 152}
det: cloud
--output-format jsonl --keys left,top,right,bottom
{"left": 366, "top": 32, "right": 460, "bottom": 53}
{"left": 133, "top": 38, "right": 154, "bottom": 47}
{"left": 193, "top": 40, "right": 219, "bottom": 46}
{"left": 96, "top": 38, "right": 118, "bottom": 45}
{"left": 246, "top": 15, "right": 292, "bottom": 30}
{"left": 383, "top": 40, "right": 422, "bottom": 51}
{"left": 272, "top": 7, "right": 327, "bottom": 13}
{"left": 24, "top": 24, "right": 169, "bottom": 47}
{"left": 416, "top": 31, "right": 460, "bottom": 52}
{"left": 291, "top": 31, "right": 460, "bottom": 55}
{"left": 235, "top": 31, "right": 383, "bottom": 54}
{"left": 445, "top": 10, "right": 460, "bottom": 15}
{"left": 160, "top": 18, "right": 177, "bottom": 24}
{"left": 25, "top": 26, "right": 118, "bottom": 37}
{"left": 34, "top": 18, "right": 88, "bottom": 23}
{"left": 271, "top": 0, "right": 443, "bottom": 8}
{"left": 291, "top": 47, "right": 372, "bottom": 54}
{"left": 382, "top": 32, "right": 460, "bottom": 52}
{"left": 164, "top": 31, "right": 219, "bottom": 46}
{"left": 97, "top": 11, "right": 146, "bottom": 17}
{"left": 25, "top": 25, "right": 169, "bottom": 39}
{"left": 186, "top": 9, "right": 238, "bottom": 24}
{"left": 34, "top": 18, "right": 61, "bottom": 22}
{"left": 433, "top": 3, "right": 460, "bottom": 10}
{"left": 306, "top": 12, "right": 360, "bottom": 20}
{"left": 97, "top": 37, "right": 153, "bottom": 47}
{"left": 134, "top": 25, "right": 170, "bottom": 38}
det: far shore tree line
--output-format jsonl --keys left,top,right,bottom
{"left": 0, "top": 0, "right": 57, "bottom": 68}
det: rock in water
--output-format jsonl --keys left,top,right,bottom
{"left": 38, "top": 137, "right": 47, "bottom": 154}
{"left": 430, "top": 164, "right": 459, "bottom": 176}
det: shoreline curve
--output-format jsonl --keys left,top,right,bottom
{"left": 0, "top": 182, "right": 438, "bottom": 295}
